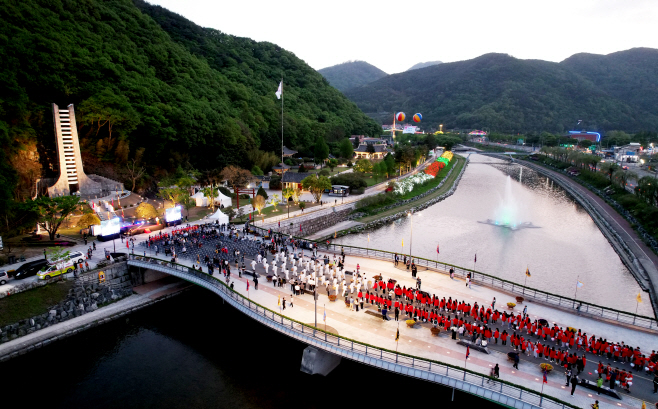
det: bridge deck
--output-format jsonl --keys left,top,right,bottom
{"left": 131, "top": 243, "right": 658, "bottom": 409}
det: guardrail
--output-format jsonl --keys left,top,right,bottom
{"left": 127, "top": 255, "right": 577, "bottom": 409}
{"left": 250, "top": 225, "right": 658, "bottom": 330}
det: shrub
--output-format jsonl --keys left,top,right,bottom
{"left": 298, "top": 164, "right": 307, "bottom": 173}
{"left": 135, "top": 202, "right": 158, "bottom": 219}
{"left": 540, "top": 363, "right": 553, "bottom": 372}
{"left": 257, "top": 186, "right": 268, "bottom": 200}
{"left": 319, "top": 169, "right": 330, "bottom": 177}
{"left": 283, "top": 158, "right": 294, "bottom": 166}
{"left": 218, "top": 186, "right": 234, "bottom": 198}
{"left": 78, "top": 213, "right": 101, "bottom": 227}
{"left": 507, "top": 302, "right": 516, "bottom": 309}
{"left": 330, "top": 173, "right": 367, "bottom": 190}
{"left": 269, "top": 177, "right": 281, "bottom": 190}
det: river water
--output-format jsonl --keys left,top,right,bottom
{"left": 0, "top": 289, "right": 498, "bottom": 408}
{"left": 335, "top": 154, "right": 652, "bottom": 315}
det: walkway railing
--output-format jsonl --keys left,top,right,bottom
{"left": 127, "top": 255, "right": 577, "bottom": 409}
{"left": 251, "top": 226, "right": 658, "bottom": 330}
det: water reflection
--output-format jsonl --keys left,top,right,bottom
{"left": 335, "top": 154, "right": 651, "bottom": 314}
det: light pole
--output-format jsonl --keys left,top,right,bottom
{"left": 407, "top": 211, "right": 413, "bottom": 260}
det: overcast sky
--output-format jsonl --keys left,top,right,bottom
{"left": 148, "top": 0, "right": 658, "bottom": 74}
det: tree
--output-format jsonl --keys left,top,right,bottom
{"left": 373, "top": 161, "right": 387, "bottom": 182}
{"left": 180, "top": 195, "right": 196, "bottom": 218}
{"left": 292, "top": 188, "right": 302, "bottom": 204}
{"left": 354, "top": 158, "right": 373, "bottom": 173}
{"left": 221, "top": 165, "right": 253, "bottom": 196}
{"left": 78, "top": 213, "right": 101, "bottom": 228}
{"left": 366, "top": 144, "right": 375, "bottom": 154}
{"left": 339, "top": 138, "right": 354, "bottom": 159}
{"left": 158, "top": 186, "right": 186, "bottom": 207}
{"left": 327, "top": 158, "right": 338, "bottom": 172}
{"left": 298, "top": 201, "right": 306, "bottom": 211}
{"left": 135, "top": 202, "right": 158, "bottom": 219}
{"left": 126, "top": 158, "right": 146, "bottom": 192}
{"left": 302, "top": 175, "right": 331, "bottom": 203}
{"left": 253, "top": 195, "right": 266, "bottom": 215}
{"left": 282, "top": 187, "right": 293, "bottom": 204}
{"left": 23, "top": 196, "right": 80, "bottom": 240}
{"left": 251, "top": 165, "right": 264, "bottom": 176}
{"left": 314, "top": 137, "right": 330, "bottom": 167}
{"left": 298, "top": 164, "right": 307, "bottom": 173}
{"left": 600, "top": 162, "right": 619, "bottom": 184}
{"left": 269, "top": 194, "right": 281, "bottom": 211}
{"left": 319, "top": 169, "right": 330, "bottom": 177}
{"left": 201, "top": 185, "right": 219, "bottom": 210}
{"left": 612, "top": 169, "right": 637, "bottom": 190}
{"left": 46, "top": 246, "right": 71, "bottom": 264}
{"left": 256, "top": 186, "right": 268, "bottom": 200}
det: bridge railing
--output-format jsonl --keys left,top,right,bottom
{"left": 128, "top": 254, "right": 577, "bottom": 409}
{"left": 250, "top": 226, "right": 658, "bottom": 330}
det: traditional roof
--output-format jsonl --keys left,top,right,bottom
{"left": 282, "top": 146, "right": 298, "bottom": 156}
{"left": 282, "top": 172, "right": 309, "bottom": 184}
{"left": 355, "top": 144, "right": 387, "bottom": 153}
{"left": 273, "top": 162, "right": 291, "bottom": 170}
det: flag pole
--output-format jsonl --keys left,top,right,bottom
{"left": 574, "top": 275, "right": 579, "bottom": 300}
{"left": 281, "top": 78, "right": 284, "bottom": 165}
{"left": 395, "top": 321, "right": 400, "bottom": 354}
{"left": 524, "top": 265, "right": 528, "bottom": 287}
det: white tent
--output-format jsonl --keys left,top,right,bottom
{"left": 191, "top": 191, "right": 232, "bottom": 208}
{"left": 207, "top": 209, "right": 229, "bottom": 224}
{"left": 191, "top": 191, "right": 207, "bottom": 207}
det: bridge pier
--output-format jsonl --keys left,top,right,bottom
{"left": 300, "top": 346, "right": 341, "bottom": 376}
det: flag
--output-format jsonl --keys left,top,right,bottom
{"left": 637, "top": 292, "right": 643, "bottom": 303}
{"left": 323, "top": 307, "right": 326, "bottom": 322}
{"left": 395, "top": 328, "right": 400, "bottom": 342}
{"left": 278, "top": 296, "right": 280, "bottom": 306}
{"left": 543, "top": 369, "right": 548, "bottom": 384}
{"left": 368, "top": 234, "right": 370, "bottom": 243}
{"left": 436, "top": 244, "right": 440, "bottom": 254}
{"left": 247, "top": 281, "right": 250, "bottom": 291}
{"left": 577, "top": 280, "right": 583, "bottom": 288}
{"left": 275, "top": 81, "right": 283, "bottom": 100}
{"left": 474, "top": 253, "right": 477, "bottom": 263}
{"left": 299, "top": 225, "right": 302, "bottom": 232}
{"left": 466, "top": 346, "right": 470, "bottom": 359}
{"left": 402, "top": 239, "right": 404, "bottom": 247}
{"left": 642, "top": 401, "right": 646, "bottom": 409}
{"left": 278, "top": 221, "right": 281, "bottom": 227}
{"left": 525, "top": 267, "right": 531, "bottom": 277}
{"left": 249, "top": 213, "right": 251, "bottom": 220}
{"left": 334, "top": 231, "right": 337, "bottom": 239}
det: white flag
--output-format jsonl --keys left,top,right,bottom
{"left": 577, "top": 280, "right": 583, "bottom": 288}
{"left": 275, "top": 81, "right": 282, "bottom": 100}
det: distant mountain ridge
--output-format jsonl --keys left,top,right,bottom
{"left": 407, "top": 61, "right": 443, "bottom": 71}
{"left": 343, "top": 49, "right": 658, "bottom": 133}
{"left": 318, "top": 61, "right": 388, "bottom": 92}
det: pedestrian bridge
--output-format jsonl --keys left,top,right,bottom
{"left": 127, "top": 255, "right": 576, "bottom": 409}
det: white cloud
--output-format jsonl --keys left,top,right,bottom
{"left": 146, "top": 0, "right": 658, "bottom": 73}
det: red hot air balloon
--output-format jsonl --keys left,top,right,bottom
{"left": 396, "top": 112, "right": 406, "bottom": 122}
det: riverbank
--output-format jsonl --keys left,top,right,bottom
{"left": 0, "top": 276, "right": 190, "bottom": 362}
{"left": 511, "top": 157, "right": 658, "bottom": 318}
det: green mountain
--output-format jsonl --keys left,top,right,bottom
{"left": 344, "top": 51, "right": 658, "bottom": 133}
{"left": 318, "top": 61, "right": 388, "bottom": 92}
{"left": 560, "top": 48, "right": 658, "bottom": 125}
{"left": 407, "top": 61, "right": 443, "bottom": 71}
{"left": 0, "top": 0, "right": 379, "bottom": 203}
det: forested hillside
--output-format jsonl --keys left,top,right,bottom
{"left": 318, "top": 61, "right": 388, "bottom": 92}
{"left": 560, "top": 48, "right": 658, "bottom": 124}
{"left": 345, "top": 52, "right": 658, "bottom": 133}
{"left": 0, "top": 0, "right": 379, "bottom": 209}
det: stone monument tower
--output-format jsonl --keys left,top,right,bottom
{"left": 47, "top": 103, "right": 101, "bottom": 197}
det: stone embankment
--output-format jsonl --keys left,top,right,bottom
{"left": 0, "top": 262, "right": 133, "bottom": 345}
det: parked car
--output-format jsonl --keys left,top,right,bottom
{"left": 37, "top": 260, "right": 74, "bottom": 280}
{"left": 13, "top": 259, "right": 49, "bottom": 280}
{"left": 66, "top": 251, "right": 85, "bottom": 264}
{"left": 0, "top": 270, "right": 8, "bottom": 285}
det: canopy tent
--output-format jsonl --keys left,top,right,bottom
{"left": 191, "top": 191, "right": 232, "bottom": 208}
{"left": 207, "top": 209, "right": 229, "bottom": 225}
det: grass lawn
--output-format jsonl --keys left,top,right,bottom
{"left": 0, "top": 280, "right": 74, "bottom": 327}
{"left": 356, "top": 157, "right": 465, "bottom": 224}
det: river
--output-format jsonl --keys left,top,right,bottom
{"left": 0, "top": 289, "right": 500, "bottom": 408}
{"left": 335, "top": 154, "right": 652, "bottom": 315}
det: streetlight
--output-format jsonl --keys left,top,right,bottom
{"left": 406, "top": 211, "right": 420, "bottom": 260}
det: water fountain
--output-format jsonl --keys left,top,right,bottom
{"left": 478, "top": 175, "right": 540, "bottom": 230}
